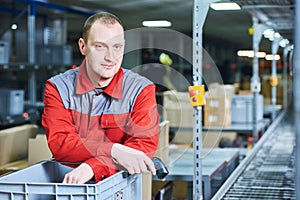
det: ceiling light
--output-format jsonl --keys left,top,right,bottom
{"left": 274, "top": 32, "right": 281, "bottom": 38}
{"left": 237, "top": 50, "right": 266, "bottom": 58}
{"left": 263, "top": 29, "right": 274, "bottom": 38}
{"left": 265, "top": 54, "right": 280, "bottom": 61}
{"left": 210, "top": 2, "right": 241, "bottom": 10}
{"left": 11, "top": 24, "right": 17, "bottom": 30}
{"left": 280, "top": 39, "right": 289, "bottom": 48}
{"left": 142, "top": 20, "right": 172, "bottom": 27}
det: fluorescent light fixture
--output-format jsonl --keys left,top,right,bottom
{"left": 265, "top": 54, "right": 280, "bottom": 61}
{"left": 263, "top": 29, "right": 283, "bottom": 42}
{"left": 263, "top": 29, "right": 274, "bottom": 38}
{"left": 237, "top": 50, "right": 266, "bottom": 58}
{"left": 142, "top": 20, "right": 172, "bottom": 27}
{"left": 11, "top": 24, "right": 17, "bottom": 30}
{"left": 274, "top": 32, "right": 281, "bottom": 38}
{"left": 280, "top": 39, "right": 289, "bottom": 48}
{"left": 256, "top": 52, "right": 267, "bottom": 58}
{"left": 210, "top": 2, "right": 241, "bottom": 10}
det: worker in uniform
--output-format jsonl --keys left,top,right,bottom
{"left": 42, "top": 12, "right": 159, "bottom": 184}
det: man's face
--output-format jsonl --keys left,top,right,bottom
{"left": 79, "top": 21, "right": 125, "bottom": 84}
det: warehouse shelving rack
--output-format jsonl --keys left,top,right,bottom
{"left": 0, "top": 0, "right": 93, "bottom": 125}
{"left": 191, "top": 0, "right": 296, "bottom": 199}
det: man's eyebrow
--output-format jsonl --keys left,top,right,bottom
{"left": 94, "top": 40, "right": 124, "bottom": 45}
{"left": 93, "top": 41, "right": 108, "bottom": 46}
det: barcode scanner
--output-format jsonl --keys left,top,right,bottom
{"left": 152, "top": 157, "right": 169, "bottom": 179}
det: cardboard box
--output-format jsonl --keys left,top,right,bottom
{"left": 238, "top": 90, "right": 253, "bottom": 95}
{"left": 171, "top": 130, "right": 193, "bottom": 144}
{"left": 142, "top": 172, "right": 152, "bottom": 200}
{"left": 154, "top": 121, "right": 170, "bottom": 164}
{"left": 0, "top": 160, "right": 28, "bottom": 176}
{"left": 152, "top": 180, "right": 185, "bottom": 200}
{"left": 0, "top": 124, "right": 38, "bottom": 165}
{"left": 162, "top": 91, "right": 193, "bottom": 128}
{"left": 204, "top": 95, "right": 232, "bottom": 126}
{"left": 203, "top": 83, "right": 234, "bottom": 127}
{"left": 28, "top": 134, "right": 52, "bottom": 165}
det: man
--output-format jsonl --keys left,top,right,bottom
{"left": 42, "top": 12, "right": 159, "bottom": 184}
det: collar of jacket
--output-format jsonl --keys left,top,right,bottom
{"left": 75, "top": 59, "right": 123, "bottom": 99}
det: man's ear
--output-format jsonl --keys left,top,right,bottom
{"left": 78, "top": 38, "right": 86, "bottom": 55}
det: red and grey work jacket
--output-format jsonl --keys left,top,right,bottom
{"left": 42, "top": 61, "right": 159, "bottom": 182}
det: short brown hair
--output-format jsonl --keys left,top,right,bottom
{"left": 82, "top": 12, "right": 123, "bottom": 43}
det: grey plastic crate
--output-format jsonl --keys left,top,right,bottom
{"left": 231, "top": 94, "right": 264, "bottom": 123}
{"left": 0, "top": 41, "right": 10, "bottom": 64}
{"left": 36, "top": 45, "right": 72, "bottom": 66}
{"left": 0, "top": 89, "right": 24, "bottom": 117}
{"left": 0, "top": 160, "right": 142, "bottom": 200}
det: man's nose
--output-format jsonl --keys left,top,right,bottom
{"left": 104, "top": 48, "right": 114, "bottom": 61}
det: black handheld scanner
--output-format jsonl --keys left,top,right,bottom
{"left": 152, "top": 157, "right": 169, "bottom": 179}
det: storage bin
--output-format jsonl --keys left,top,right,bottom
{"left": 0, "top": 41, "right": 10, "bottom": 64}
{"left": 0, "top": 89, "right": 24, "bottom": 117}
{"left": 231, "top": 94, "right": 264, "bottom": 123}
{"left": 0, "top": 160, "right": 142, "bottom": 200}
{"left": 36, "top": 45, "right": 72, "bottom": 66}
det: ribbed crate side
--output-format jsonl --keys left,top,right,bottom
{"left": 0, "top": 162, "right": 142, "bottom": 200}
{"left": 1, "top": 193, "right": 28, "bottom": 200}
{"left": 0, "top": 182, "right": 25, "bottom": 193}
{"left": 100, "top": 172, "right": 129, "bottom": 199}
{"left": 123, "top": 174, "right": 142, "bottom": 199}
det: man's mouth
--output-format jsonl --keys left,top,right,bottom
{"left": 102, "top": 64, "right": 115, "bottom": 69}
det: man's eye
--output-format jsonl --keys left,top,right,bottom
{"left": 96, "top": 44, "right": 105, "bottom": 49}
{"left": 114, "top": 45, "right": 123, "bottom": 50}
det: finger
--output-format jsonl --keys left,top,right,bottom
{"left": 127, "top": 166, "right": 135, "bottom": 175}
{"left": 139, "top": 160, "right": 148, "bottom": 173}
{"left": 62, "top": 176, "right": 68, "bottom": 184}
{"left": 131, "top": 163, "right": 141, "bottom": 174}
{"left": 144, "top": 157, "right": 156, "bottom": 175}
{"left": 63, "top": 174, "right": 70, "bottom": 184}
{"left": 70, "top": 176, "right": 78, "bottom": 184}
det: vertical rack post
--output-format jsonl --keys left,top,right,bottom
{"left": 282, "top": 46, "right": 290, "bottom": 109}
{"left": 293, "top": 0, "right": 300, "bottom": 199}
{"left": 271, "top": 37, "right": 281, "bottom": 119}
{"left": 251, "top": 18, "right": 267, "bottom": 144}
{"left": 289, "top": 47, "right": 294, "bottom": 103}
{"left": 28, "top": 2, "right": 36, "bottom": 108}
{"left": 192, "top": 0, "right": 211, "bottom": 199}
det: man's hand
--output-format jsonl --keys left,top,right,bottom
{"left": 111, "top": 143, "right": 156, "bottom": 175}
{"left": 62, "top": 163, "right": 94, "bottom": 184}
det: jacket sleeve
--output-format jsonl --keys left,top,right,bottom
{"left": 123, "top": 84, "right": 159, "bottom": 158}
{"left": 42, "top": 80, "right": 116, "bottom": 182}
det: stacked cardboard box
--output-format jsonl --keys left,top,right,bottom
{"left": 162, "top": 90, "right": 193, "bottom": 128}
{"left": 28, "top": 134, "right": 52, "bottom": 165}
{"left": 162, "top": 91, "right": 194, "bottom": 144}
{"left": 0, "top": 124, "right": 38, "bottom": 166}
{"left": 204, "top": 83, "right": 235, "bottom": 127}
{"left": 154, "top": 120, "right": 170, "bottom": 164}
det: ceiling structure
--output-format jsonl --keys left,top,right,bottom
{"left": 1, "top": 0, "right": 295, "bottom": 53}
